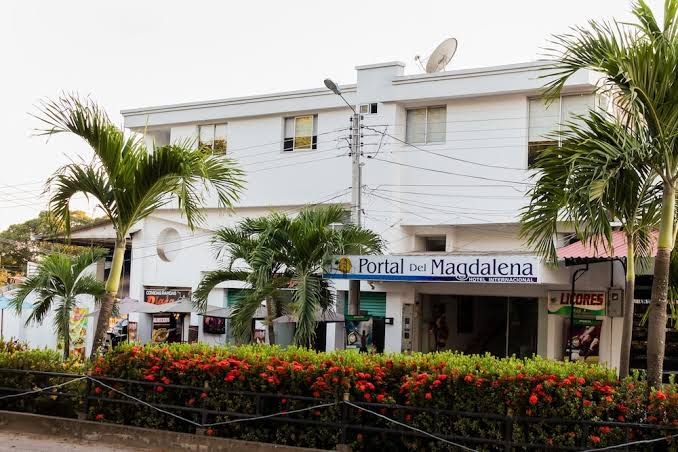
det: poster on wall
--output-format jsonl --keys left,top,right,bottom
{"left": 345, "top": 316, "right": 373, "bottom": 352}
{"left": 144, "top": 288, "right": 192, "bottom": 305}
{"left": 58, "top": 307, "right": 89, "bottom": 358}
{"left": 565, "top": 318, "right": 602, "bottom": 363}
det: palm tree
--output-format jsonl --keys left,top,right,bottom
{"left": 11, "top": 249, "right": 107, "bottom": 359}
{"left": 36, "top": 94, "right": 244, "bottom": 356}
{"left": 194, "top": 205, "right": 383, "bottom": 347}
{"left": 542, "top": 0, "right": 678, "bottom": 386}
{"left": 521, "top": 110, "right": 661, "bottom": 378}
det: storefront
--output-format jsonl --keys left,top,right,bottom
{"left": 326, "top": 253, "right": 627, "bottom": 368}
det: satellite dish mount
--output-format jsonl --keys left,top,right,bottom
{"left": 415, "top": 38, "right": 458, "bottom": 73}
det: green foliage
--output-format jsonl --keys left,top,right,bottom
{"left": 36, "top": 93, "right": 244, "bottom": 352}
{"left": 194, "top": 205, "right": 382, "bottom": 347}
{"left": 12, "top": 249, "right": 107, "bottom": 358}
{"left": 0, "top": 340, "right": 85, "bottom": 418}
{"left": 85, "top": 343, "right": 677, "bottom": 450}
{"left": 0, "top": 210, "right": 95, "bottom": 275}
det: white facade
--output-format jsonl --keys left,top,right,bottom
{"left": 111, "top": 60, "right": 625, "bottom": 369}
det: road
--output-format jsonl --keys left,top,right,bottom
{"left": 0, "top": 431, "right": 149, "bottom": 451}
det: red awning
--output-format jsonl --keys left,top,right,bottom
{"left": 557, "top": 230, "right": 659, "bottom": 259}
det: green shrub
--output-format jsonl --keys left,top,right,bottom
{"left": 87, "top": 344, "right": 678, "bottom": 450}
{"left": 0, "top": 340, "right": 85, "bottom": 418}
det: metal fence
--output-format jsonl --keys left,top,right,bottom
{"left": 0, "top": 368, "right": 676, "bottom": 451}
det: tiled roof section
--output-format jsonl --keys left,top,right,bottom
{"left": 556, "top": 230, "right": 658, "bottom": 259}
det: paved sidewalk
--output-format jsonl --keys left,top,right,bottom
{"left": 0, "top": 431, "right": 149, "bottom": 451}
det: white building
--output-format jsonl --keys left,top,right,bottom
{"left": 71, "top": 60, "right": 631, "bottom": 370}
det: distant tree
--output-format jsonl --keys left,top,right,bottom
{"left": 0, "top": 210, "right": 95, "bottom": 274}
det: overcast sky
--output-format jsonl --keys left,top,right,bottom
{"left": 0, "top": 0, "right": 657, "bottom": 229}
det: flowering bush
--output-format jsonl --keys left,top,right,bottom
{"left": 83, "top": 344, "right": 678, "bottom": 450}
{"left": 2, "top": 342, "right": 678, "bottom": 450}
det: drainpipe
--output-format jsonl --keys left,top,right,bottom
{"left": 568, "top": 264, "right": 590, "bottom": 361}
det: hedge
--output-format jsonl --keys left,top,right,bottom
{"left": 1, "top": 340, "right": 677, "bottom": 450}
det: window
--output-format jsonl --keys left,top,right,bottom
{"left": 198, "top": 124, "right": 227, "bottom": 154}
{"left": 284, "top": 115, "right": 318, "bottom": 151}
{"left": 360, "top": 103, "right": 378, "bottom": 114}
{"left": 528, "top": 94, "right": 593, "bottom": 164}
{"left": 424, "top": 235, "right": 446, "bottom": 252}
{"left": 406, "top": 106, "right": 446, "bottom": 143}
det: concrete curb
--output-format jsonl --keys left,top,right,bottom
{"left": 0, "top": 410, "right": 330, "bottom": 451}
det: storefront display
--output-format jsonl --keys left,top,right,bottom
{"left": 203, "top": 315, "right": 226, "bottom": 334}
{"left": 152, "top": 313, "right": 183, "bottom": 343}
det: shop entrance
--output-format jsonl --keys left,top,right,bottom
{"left": 420, "top": 294, "right": 538, "bottom": 358}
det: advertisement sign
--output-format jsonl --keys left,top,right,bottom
{"left": 324, "top": 255, "right": 540, "bottom": 283}
{"left": 548, "top": 291, "right": 606, "bottom": 316}
{"left": 144, "top": 288, "right": 191, "bottom": 305}
{"left": 565, "top": 318, "right": 602, "bottom": 362}
{"left": 58, "top": 307, "right": 89, "bottom": 358}
{"left": 345, "top": 316, "right": 374, "bottom": 352}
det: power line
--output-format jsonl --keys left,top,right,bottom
{"left": 364, "top": 126, "right": 526, "bottom": 170}
{"left": 369, "top": 157, "right": 534, "bottom": 186}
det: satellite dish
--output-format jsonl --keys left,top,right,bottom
{"left": 423, "top": 38, "right": 458, "bottom": 73}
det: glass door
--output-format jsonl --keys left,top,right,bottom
{"left": 507, "top": 297, "right": 538, "bottom": 358}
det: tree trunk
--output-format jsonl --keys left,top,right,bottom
{"left": 62, "top": 318, "right": 70, "bottom": 360}
{"left": 619, "top": 235, "right": 635, "bottom": 379}
{"left": 90, "top": 239, "right": 126, "bottom": 358}
{"left": 647, "top": 187, "right": 675, "bottom": 387}
{"left": 266, "top": 298, "right": 276, "bottom": 345}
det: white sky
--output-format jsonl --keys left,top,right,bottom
{"left": 0, "top": 0, "right": 657, "bottom": 229}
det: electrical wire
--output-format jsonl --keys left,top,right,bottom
{"left": 364, "top": 126, "right": 525, "bottom": 171}
{"left": 369, "top": 157, "right": 534, "bottom": 186}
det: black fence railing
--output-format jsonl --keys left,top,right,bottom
{"left": 0, "top": 368, "right": 677, "bottom": 451}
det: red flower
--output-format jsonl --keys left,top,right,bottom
{"left": 94, "top": 387, "right": 102, "bottom": 395}
{"left": 281, "top": 398, "right": 287, "bottom": 404}
{"left": 438, "top": 374, "right": 448, "bottom": 381}
{"left": 464, "top": 374, "right": 474, "bottom": 383}
{"left": 599, "top": 426, "right": 611, "bottom": 434}
{"left": 529, "top": 394, "right": 538, "bottom": 406}
{"left": 617, "top": 415, "right": 625, "bottom": 422}
{"left": 94, "top": 367, "right": 103, "bottom": 374}
{"left": 404, "top": 414, "right": 412, "bottom": 422}
{"left": 313, "top": 391, "right": 321, "bottom": 398}
{"left": 95, "top": 414, "right": 105, "bottom": 421}
{"left": 364, "top": 393, "right": 372, "bottom": 401}
{"left": 425, "top": 392, "right": 432, "bottom": 400}
{"left": 187, "top": 398, "right": 195, "bottom": 407}
{"left": 590, "top": 435, "right": 601, "bottom": 444}
{"left": 143, "top": 374, "right": 156, "bottom": 382}
{"left": 155, "top": 385, "right": 164, "bottom": 393}
{"left": 161, "top": 376, "right": 170, "bottom": 385}
{"left": 376, "top": 394, "right": 385, "bottom": 402}
{"left": 655, "top": 391, "right": 667, "bottom": 401}
{"left": 356, "top": 433, "right": 364, "bottom": 442}
{"left": 577, "top": 377, "right": 586, "bottom": 385}
{"left": 583, "top": 400, "right": 592, "bottom": 407}
{"left": 200, "top": 392, "right": 208, "bottom": 399}
{"left": 206, "top": 428, "right": 215, "bottom": 436}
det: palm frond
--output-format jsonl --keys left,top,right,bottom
{"left": 193, "top": 269, "right": 249, "bottom": 313}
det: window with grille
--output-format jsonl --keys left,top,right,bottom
{"left": 406, "top": 106, "right": 446, "bottom": 143}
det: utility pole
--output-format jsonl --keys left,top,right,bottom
{"left": 323, "top": 78, "right": 362, "bottom": 317}
{"left": 348, "top": 112, "right": 362, "bottom": 316}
